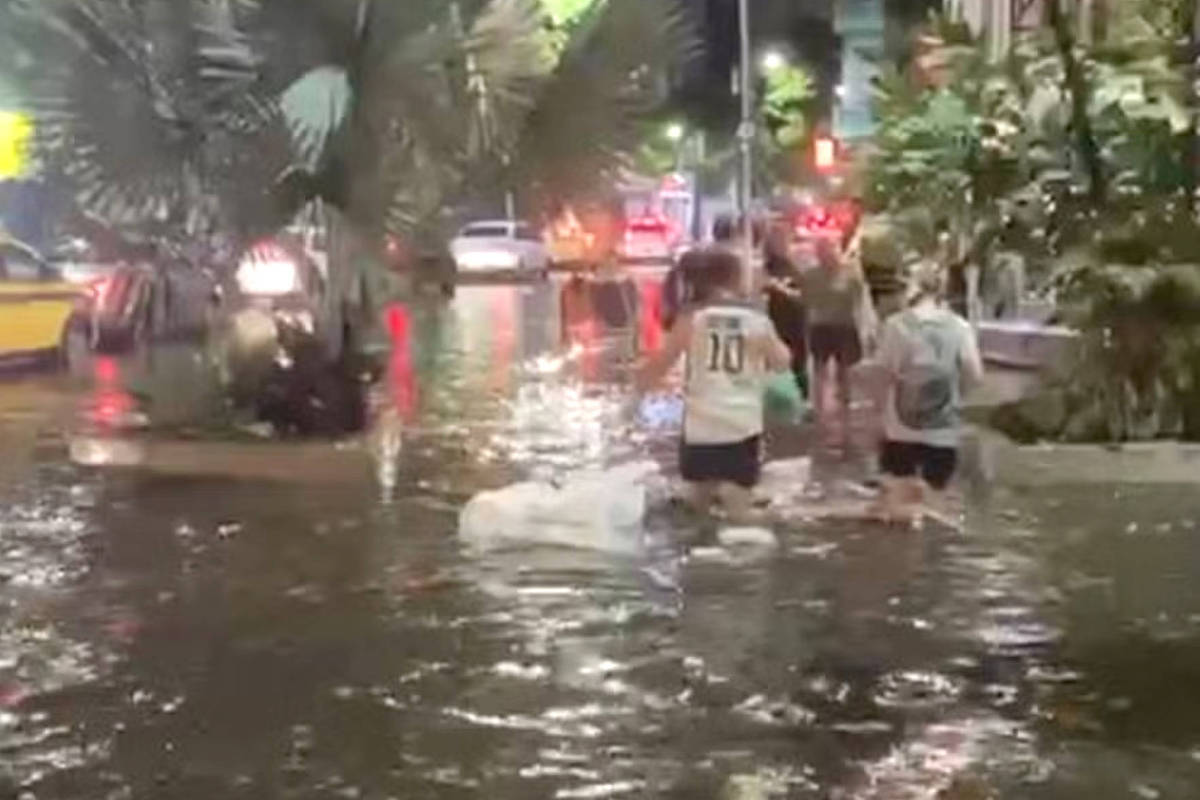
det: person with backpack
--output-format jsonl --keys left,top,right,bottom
{"left": 872, "top": 260, "right": 984, "bottom": 525}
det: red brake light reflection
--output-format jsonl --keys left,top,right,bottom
{"left": 94, "top": 356, "right": 119, "bottom": 385}
{"left": 87, "top": 276, "right": 112, "bottom": 303}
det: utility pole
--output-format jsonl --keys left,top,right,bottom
{"left": 452, "top": 1, "right": 516, "bottom": 221}
{"left": 736, "top": 0, "right": 755, "bottom": 293}
{"left": 1185, "top": 0, "right": 1199, "bottom": 214}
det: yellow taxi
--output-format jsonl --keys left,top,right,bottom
{"left": 544, "top": 207, "right": 600, "bottom": 270}
{"left": 0, "top": 238, "right": 86, "bottom": 368}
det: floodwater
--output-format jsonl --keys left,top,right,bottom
{"left": 3, "top": 275, "right": 1200, "bottom": 799}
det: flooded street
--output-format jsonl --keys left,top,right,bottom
{"left": 3, "top": 275, "right": 1200, "bottom": 799}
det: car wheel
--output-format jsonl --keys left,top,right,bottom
{"left": 58, "top": 316, "right": 91, "bottom": 375}
{"left": 93, "top": 322, "right": 133, "bottom": 354}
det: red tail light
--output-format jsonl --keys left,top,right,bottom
{"left": 797, "top": 206, "right": 842, "bottom": 236}
{"left": 86, "top": 276, "right": 112, "bottom": 303}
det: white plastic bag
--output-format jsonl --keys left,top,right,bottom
{"left": 458, "top": 461, "right": 660, "bottom": 553}
{"left": 758, "top": 457, "right": 812, "bottom": 508}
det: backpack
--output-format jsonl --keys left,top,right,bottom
{"left": 894, "top": 311, "right": 960, "bottom": 430}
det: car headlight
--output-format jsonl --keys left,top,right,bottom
{"left": 456, "top": 250, "right": 520, "bottom": 270}
{"left": 237, "top": 244, "right": 300, "bottom": 295}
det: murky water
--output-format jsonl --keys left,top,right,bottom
{"left": 3, "top": 276, "right": 1200, "bottom": 798}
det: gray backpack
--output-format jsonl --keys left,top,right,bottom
{"left": 894, "top": 311, "right": 960, "bottom": 430}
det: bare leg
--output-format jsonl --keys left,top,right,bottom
{"left": 868, "top": 475, "right": 927, "bottom": 527}
{"left": 898, "top": 478, "right": 927, "bottom": 527}
{"left": 811, "top": 357, "right": 828, "bottom": 429}
{"left": 683, "top": 481, "right": 717, "bottom": 514}
{"left": 836, "top": 362, "right": 853, "bottom": 450}
{"left": 869, "top": 475, "right": 907, "bottom": 522}
{"left": 715, "top": 482, "right": 756, "bottom": 524}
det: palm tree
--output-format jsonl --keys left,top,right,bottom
{"left": 4, "top": 0, "right": 698, "bottom": 271}
{"left": 505, "top": 0, "right": 700, "bottom": 213}
{"left": 2, "top": 0, "right": 285, "bottom": 241}
{"left": 263, "top": 0, "right": 698, "bottom": 237}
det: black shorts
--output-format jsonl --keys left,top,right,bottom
{"left": 679, "top": 435, "right": 762, "bottom": 489}
{"left": 809, "top": 323, "right": 862, "bottom": 367}
{"left": 879, "top": 440, "right": 958, "bottom": 490}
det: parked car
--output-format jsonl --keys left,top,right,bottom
{"left": 545, "top": 207, "right": 603, "bottom": 270}
{"left": 617, "top": 214, "right": 679, "bottom": 264}
{"left": 450, "top": 220, "right": 551, "bottom": 278}
{"left": 64, "top": 238, "right": 215, "bottom": 353}
{"left": 0, "top": 239, "right": 89, "bottom": 369}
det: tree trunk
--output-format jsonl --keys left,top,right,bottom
{"left": 1048, "top": 0, "right": 1106, "bottom": 206}
{"left": 1184, "top": 0, "right": 1199, "bottom": 214}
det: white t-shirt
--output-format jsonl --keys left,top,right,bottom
{"left": 878, "top": 305, "right": 981, "bottom": 448}
{"left": 683, "top": 303, "right": 774, "bottom": 444}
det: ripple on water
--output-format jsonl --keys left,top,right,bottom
{"left": 843, "top": 715, "right": 1040, "bottom": 800}
{"left": 873, "top": 670, "right": 965, "bottom": 711}
{"left": 734, "top": 694, "right": 816, "bottom": 728}
{"left": 554, "top": 779, "right": 647, "bottom": 799}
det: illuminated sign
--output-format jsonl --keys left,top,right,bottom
{"left": 0, "top": 111, "right": 33, "bottom": 179}
{"left": 815, "top": 138, "right": 836, "bottom": 171}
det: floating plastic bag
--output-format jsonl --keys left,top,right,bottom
{"left": 717, "top": 527, "right": 779, "bottom": 549}
{"left": 758, "top": 457, "right": 813, "bottom": 510}
{"left": 459, "top": 461, "right": 660, "bottom": 553}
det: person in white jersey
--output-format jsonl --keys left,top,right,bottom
{"left": 872, "top": 260, "right": 984, "bottom": 524}
{"left": 638, "top": 249, "right": 791, "bottom": 517}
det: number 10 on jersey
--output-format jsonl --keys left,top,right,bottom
{"left": 707, "top": 330, "right": 745, "bottom": 374}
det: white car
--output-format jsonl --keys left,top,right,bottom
{"left": 450, "top": 220, "right": 551, "bottom": 277}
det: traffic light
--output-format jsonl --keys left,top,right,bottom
{"left": 814, "top": 137, "right": 836, "bottom": 172}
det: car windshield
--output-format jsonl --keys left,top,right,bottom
{"left": 460, "top": 225, "right": 511, "bottom": 239}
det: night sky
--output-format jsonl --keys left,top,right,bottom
{"left": 675, "top": 0, "right": 938, "bottom": 133}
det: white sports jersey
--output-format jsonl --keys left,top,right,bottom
{"left": 683, "top": 303, "right": 772, "bottom": 444}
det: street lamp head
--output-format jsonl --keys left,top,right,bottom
{"left": 665, "top": 123, "right": 685, "bottom": 142}
{"left": 760, "top": 50, "right": 787, "bottom": 73}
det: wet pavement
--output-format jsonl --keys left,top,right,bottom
{"left": 2, "top": 273, "right": 1200, "bottom": 798}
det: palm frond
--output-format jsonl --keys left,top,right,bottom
{"left": 13, "top": 0, "right": 281, "bottom": 234}
{"left": 464, "top": 0, "right": 554, "bottom": 152}
{"left": 367, "top": 0, "right": 550, "bottom": 234}
{"left": 509, "top": 0, "right": 701, "bottom": 210}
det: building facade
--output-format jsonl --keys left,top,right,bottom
{"left": 948, "top": 0, "right": 1101, "bottom": 59}
{"left": 834, "top": 0, "right": 885, "bottom": 141}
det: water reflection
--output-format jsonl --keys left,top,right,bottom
{"left": 2, "top": 277, "right": 1200, "bottom": 797}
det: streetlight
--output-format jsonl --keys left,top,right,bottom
{"left": 760, "top": 50, "right": 787, "bottom": 73}
{"left": 665, "top": 123, "right": 685, "bottom": 142}
{"left": 737, "top": 0, "right": 753, "bottom": 293}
